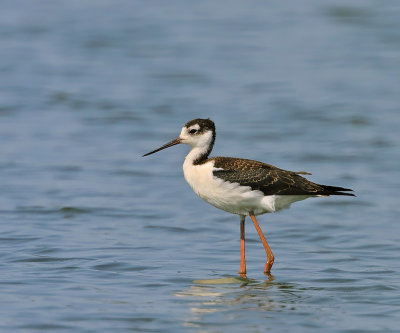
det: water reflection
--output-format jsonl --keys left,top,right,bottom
{"left": 175, "top": 277, "right": 301, "bottom": 328}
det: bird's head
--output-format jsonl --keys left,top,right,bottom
{"left": 143, "top": 118, "right": 215, "bottom": 157}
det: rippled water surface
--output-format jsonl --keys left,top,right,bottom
{"left": 1, "top": 1, "right": 400, "bottom": 331}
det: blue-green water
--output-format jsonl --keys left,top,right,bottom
{"left": 1, "top": 1, "right": 400, "bottom": 331}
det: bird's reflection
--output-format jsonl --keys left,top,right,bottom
{"left": 174, "top": 275, "right": 301, "bottom": 328}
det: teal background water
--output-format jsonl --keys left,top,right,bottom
{"left": 1, "top": 1, "right": 400, "bottom": 331}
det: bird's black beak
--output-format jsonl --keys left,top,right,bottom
{"left": 143, "top": 137, "right": 182, "bottom": 157}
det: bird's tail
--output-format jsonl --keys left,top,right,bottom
{"left": 320, "top": 185, "right": 355, "bottom": 196}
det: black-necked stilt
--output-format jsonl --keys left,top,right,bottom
{"left": 143, "top": 118, "right": 354, "bottom": 277}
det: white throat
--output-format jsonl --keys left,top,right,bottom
{"left": 184, "top": 146, "right": 209, "bottom": 166}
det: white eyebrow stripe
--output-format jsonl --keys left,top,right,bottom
{"left": 188, "top": 124, "right": 200, "bottom": 131}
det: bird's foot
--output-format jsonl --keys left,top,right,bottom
{"left": 264, "top": 272, "right": 274, "bottom": 282}
{"left": 238, "top": 267, "right": 247, "bottom": 278}
{"left": 264, "top": 260, "right": 274, "bottom": 275}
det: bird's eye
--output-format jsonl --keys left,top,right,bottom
{"left": 189, "top": 129, "right": 197, "bottom": 134}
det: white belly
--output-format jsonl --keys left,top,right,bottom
{"left": 183, "top": 159, "right": 309, "bottom": 216}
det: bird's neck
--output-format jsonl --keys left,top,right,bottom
{"left": 184, "top": 146, "right": 210, "bottom": 165}
{"left": 185, "top": 139, "right": 215, "bottom": 166}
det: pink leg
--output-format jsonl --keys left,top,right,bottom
{"left": 249, "top": 211, "right": 275, "bottom": 274}
{"left": 238, "top": 215, "right": 247, "bottom": 277}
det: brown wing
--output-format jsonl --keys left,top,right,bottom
{"left": 210, "top": 157, "right": 354, "bottom": 196}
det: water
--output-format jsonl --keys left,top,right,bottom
{"left": 1, "top": 0, "right": 400, "bottom": 331}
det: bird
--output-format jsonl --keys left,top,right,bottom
{"left": 143, "top": 118, "right": 354, "bottom": 277}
